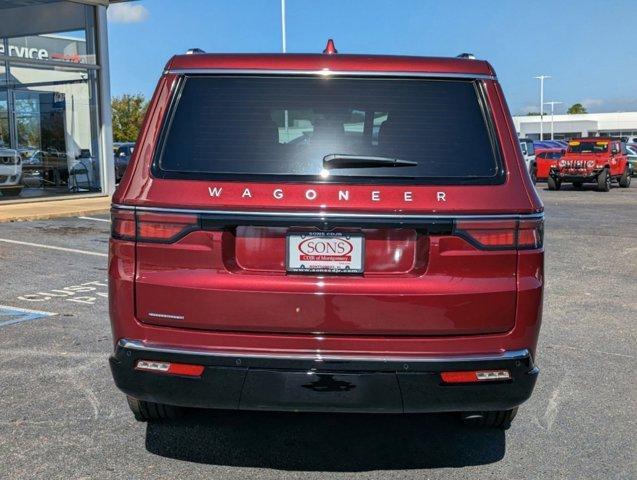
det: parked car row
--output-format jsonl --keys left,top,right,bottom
{"left": 519, "top": 137, "right": 633, "bottom": 191}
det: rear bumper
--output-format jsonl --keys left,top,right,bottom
{"left": 109, "top": 339, "right": 539, "bottom": 413}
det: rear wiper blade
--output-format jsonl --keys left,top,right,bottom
{"left": 323, "top": 154, "right": 418, "bottom": 169}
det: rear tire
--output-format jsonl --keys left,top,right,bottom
{"left": 597, "top": 168, "right": 611, "bottom": 192}
{"left": 529, "top": 164, "right": 537, "bottom": 185}
{"left": 547, "top": 176, "right": 561, "bottom": 191}
{"left": 461, "top": 407, "right": 518, "bottom": 430}
{"left": 126, "top": 396, "right": 182, "bottom": 422}
{"left": 619, "top": 167, "right": 631, "bottom": 188}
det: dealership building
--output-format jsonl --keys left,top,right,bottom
{"left": 513, "top": 111, "right": 637, "bottom": 140}
{"left": 0, "top": 0, "right": 123, "bottom": 203}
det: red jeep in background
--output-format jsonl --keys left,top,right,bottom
{"left": 548, "top": 138, "right": 631, "bottom": 191}
{"left": 109, "top": 44, "right": 544, "bottom": 430}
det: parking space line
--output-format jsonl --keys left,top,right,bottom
{"left": 0, "top": 238, "right": 108, "bottom": 257}
{"left": 0, "top": 305, "right": 57, "bottom": 327}
{"left": 79, "top": 216, "right": 111, "bottom": 223}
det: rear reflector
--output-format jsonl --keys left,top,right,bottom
{"left": 440, "top": 369, "right": 511, "bottom": 384}
{"left": 135, "top": 359, "right": 205, "bottom": 377}
{"left": 454, "top": 218, "right": 543, "bottom": 250}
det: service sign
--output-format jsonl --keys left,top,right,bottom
{"left": 0, "top": 34, "right": 90, "bottom": 64}
{"left": 287, "top": 232, "right": 364, "bottom": 274}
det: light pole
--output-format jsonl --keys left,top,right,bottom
{"left": 281, "top": 0, "right": 288, "bottom": 138}
{"left": 281, "top": 0, "right": 287, "bottom": 53}
{"left": 544, "top": 101, "right": 562, "bottom": 140}
{"left": 534, "top": 75, "right": 551, "bottom": 140}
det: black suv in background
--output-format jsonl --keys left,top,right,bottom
{"left": 114, "top": 142, "right": 135, "bottom": 182}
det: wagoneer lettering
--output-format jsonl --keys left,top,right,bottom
{"left": 109, "top": 44, "right": 544, "bottom": 430}
{"left": 205, "top": 185, "right": 450, "bottom": 204}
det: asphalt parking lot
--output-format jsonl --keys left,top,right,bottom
{"left": 0, "top": 185, "right": 635, "bottom": 480}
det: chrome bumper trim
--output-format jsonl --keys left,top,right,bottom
{"left": 118, "top": 338, "right": 530, "bottom": 364}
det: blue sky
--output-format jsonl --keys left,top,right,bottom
{"left": 107, "top": 0, "right": 637, "bottom": 115}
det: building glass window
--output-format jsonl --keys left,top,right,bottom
{"left": 0, "top": 1, "right": 102, "bottom": 201}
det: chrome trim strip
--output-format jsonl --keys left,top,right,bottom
{"left": 148, "top": 312, "right": 185, "bottom": 320}
{"left": 111, "top": 203, "right": 543, "bottom": 221}
{"left": 166, "top": 68, "right": 496, "bottom": 80}
{"left": 118, "top": 338, "right": 529, "bottom": 363}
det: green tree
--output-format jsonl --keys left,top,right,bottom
{"left": 567, "top": 103, "right": 587, "bottom": 114}
{"left": 111, "top": 93, "right": 148, "bottom": 142}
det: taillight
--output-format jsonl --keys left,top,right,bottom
{"left": 454, "top": 218, "right": 543, "bottom": 250}
{"left": 111, "top": 209, "right": 199, "bottom": 243}
{"left": 517, "top": 219, "right": 544, "bottom": 249}
{"left": 136, "top": 212, "right": 198, "bottom": 243}
{"left": 111, "top": 209, "right": 135, "bottom": 240}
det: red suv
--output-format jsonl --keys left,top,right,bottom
{"left": 109, "top": 44, "right": 544, "bottom": 430}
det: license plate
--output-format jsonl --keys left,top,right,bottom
{"left": 286, "top": 232, "right": 364, "bottom": 274}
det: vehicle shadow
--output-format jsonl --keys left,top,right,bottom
{"left": 145, "top": 410, "right": 506, "bottom": 471}
{"left": 539, "top": 183, "right": 608, "bottom": 192}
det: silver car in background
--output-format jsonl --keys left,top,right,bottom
{"left": 0, "top": 147, "right": 23, "bottom": 197}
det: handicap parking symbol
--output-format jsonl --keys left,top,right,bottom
{"left": 0, "top": 305, "right": 57, "bottom": 327}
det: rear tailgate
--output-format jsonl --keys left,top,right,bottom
{"left": 129, "top": 208, "right": 533, "bottom": 336}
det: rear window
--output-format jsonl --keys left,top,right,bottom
{"left": 155, "top": 76, "right": 503, "bottom": 184}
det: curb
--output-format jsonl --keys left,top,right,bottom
{"left": 0, "top": 196, "right": 111, "bottom": 223}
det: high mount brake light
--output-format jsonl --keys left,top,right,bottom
{"left": 454, "top": 218, "right": 543, "bottom": 250}
{"left": 111, "top": 209, "right": 199, "bottom": 243}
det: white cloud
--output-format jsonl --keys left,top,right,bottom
{"left": 581, "top": 98, "right": 604, "bottom": 109}
{"left": 583, "top": 97, "right": 637, "bottom": 113}
{"left": 518, "top": 104, "right": 540, "bottom": 115}
{"left": 107, "top": 3, "right": 149, "bottom": 23}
